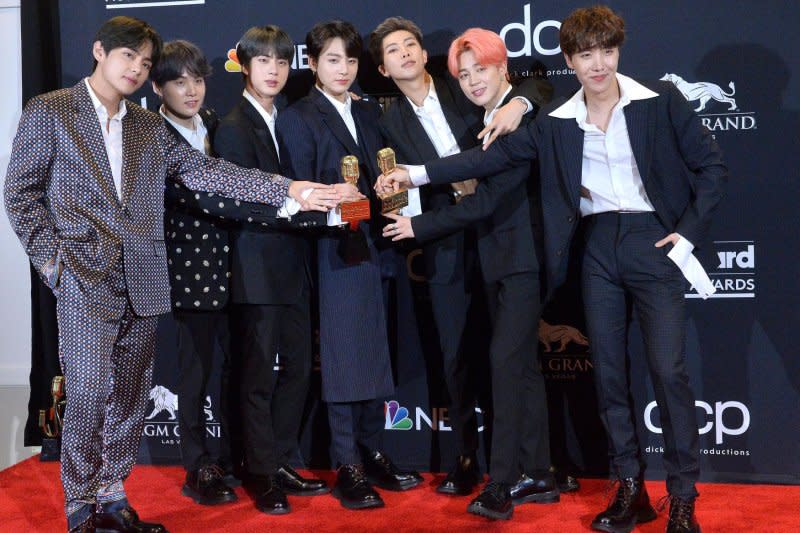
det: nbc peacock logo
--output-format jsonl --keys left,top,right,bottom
{"left": 224, "top": 47, "right": 242, "bottom": 73}
{"left": 384, "top": 400, "right": 413, "bottom": 430}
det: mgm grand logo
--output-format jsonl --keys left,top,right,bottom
{"left": 539, "top": 320, "right": 592, "bottom": 381}
{"left": 661, "top": 73, "right": 756, "bottom": 134}
{"left": 142, "top": 385, "right": 221, "bottom": 443}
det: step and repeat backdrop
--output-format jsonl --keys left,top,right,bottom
{"left": 56, "top": 1, "right": 798, "bottom": 484}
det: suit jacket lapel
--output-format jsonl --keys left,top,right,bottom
{"left": 397, "top": 99, "right": 440, "bottom": 163}
{"left": 351, "top": 102, "right": 380, "bottom": 179}
{"left": 72, "top": 82, "right": 120, "bottom": 205}
{"left": 120, "top": 107, "right": 140, "bottom": 205}
{"left": 311, "top": 89, "right": 360, "bottom": 157}
{"left": 434, "top": 77, "right": 473, "bottom": 151}
{"left": 241, "top": 98, "right": 280, "bottom": 163}
{"left": 624, "top": 98, "right": 655, "bottom": 183}
{"left": 556, "top": 118, "right": 585, "bottom": 208}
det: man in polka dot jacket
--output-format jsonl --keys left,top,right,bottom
{"left": 3, "top": 16, "right": 337, "bottom": 533}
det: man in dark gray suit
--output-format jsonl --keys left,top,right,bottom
{"left": 3, "top": 16, "right": 336, "bottom": 533}
{"left": 380, "top": 6, "right": 726, "bottom": 533}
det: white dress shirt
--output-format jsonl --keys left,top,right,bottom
{"left": 85, "top": 78, "right": 125, "bottom": 199}
{"left": 483, "top": 85, "right": 514, "bottom": 142}
{"left": 243, "top": 89, "right": 280, "bottom": 160}
{"left": 549, "top": 73, "right": 714, "bottom": 297}
{"left": 548, "top": 72, "right": 657, "bottom": 217}
{"left": 159, "top": 107, "right": 208, "bottom": 154}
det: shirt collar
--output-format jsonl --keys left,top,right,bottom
{"left": 483, "top": 85, "right": 514, "bottom": 126}
{"left": 407, "top": 76, "right": 440, "bottom": 114}
{"left": 84, "top": 77, "right": 127, "bottom": 120}
{"left": 243, "top": 89, "right": 278, "bottom": 125}
{"left": 316, "top": 85, "right": 352, "bottom": 116}
{"left": 159, "top": 105, "right": 204, "bottom": 135}
{"left": 548, "top": 73, "right": 658, "bottom": 120}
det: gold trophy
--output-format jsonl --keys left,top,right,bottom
{"left": 39, "top": 375, "right": 66, "bottom": 461}
{"left": 339, "top": 155, "right": 371, "bottom": 230}
{"left": 376, "top": 147, "right": 409, "bottom": 214}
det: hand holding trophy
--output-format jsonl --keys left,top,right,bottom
{"left": 376, "top": 148, "right": 409, "bottom": 214}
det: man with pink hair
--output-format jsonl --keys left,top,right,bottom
{"left": 379, "top": 26, "right": 556, "bottom": 520}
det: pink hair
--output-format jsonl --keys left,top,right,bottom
{"left": 447, "top": 27, "right": 508, "bottom": 78}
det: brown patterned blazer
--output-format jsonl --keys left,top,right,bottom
{"left": 4, "top": 80, "right": 291, "bottom": 318}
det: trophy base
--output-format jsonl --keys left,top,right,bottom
{"left": 40, "top": 437, "right": 61, "bottom": 461}
{"left": 380, "top": 190, "right": 409, "bottom": 214}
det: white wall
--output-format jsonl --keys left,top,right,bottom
{"left": 0, "top": 1, "right": 38, "bottom": 469}
{"left": 0, "top": 1, "right": 29, "bottom": 388}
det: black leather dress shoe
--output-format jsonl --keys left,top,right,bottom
{"left": 364, "top": 450, "right": 423, "bottom": 491}
{"left": 510, "top": 473, "right": 560, "bottom": 505}
{"left": 557, "top": 473, "right": 580, "bottom": 493}
{"left": 467, "top": 481, "right": 514, "bottom": 520}
{"left": 246, "top": 476, "right": 290, "bottom": 515}
{"left": 591, "top": 476, "right": 657, "bottom": 533}
{"left": 181, "top": 464, "right": 238, "bottom": 505}
{"left": 94, "top": 506, "right": 168, "bottom": 533}
{"left": 276, "top": 464, "right": 329, "bottom": 495}
{"left": 666, "top": 496, "right": 701, "bottom": 533}
{"left": 550, "top": 466, "right": 580, "bottom": 493}
{"left": 332, "top": 464, "right": 384, "bottom": 510}
{"left": 436, "top": 454, "right": 482, "bottom": 495}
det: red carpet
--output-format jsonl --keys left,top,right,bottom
{"left": 1, "top": 456, "right": 798, "bottom": 532}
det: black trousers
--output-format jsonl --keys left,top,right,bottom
{"left": 327, "top": 399, "right": 385, "bottom": 466}
{"left": 231, "top": 297, "right": 312, "bottom": 477}
{"left": 428, "top": 280, "right": 481, "bottom": 459}
{"left": 581, "top": 212, "right": 699, "bottom": 499}
{"left": 484, "top": 272, "right": 548, "bottom": 484}
{"left": 174, "top": 309, "right": 232, "bottom": 472}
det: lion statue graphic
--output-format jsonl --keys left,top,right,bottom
{"left": 660, "top": 73, "right": 737, "bottom": 112}
{"left": 145, "top": 385, "right": 178, "bottom": 420}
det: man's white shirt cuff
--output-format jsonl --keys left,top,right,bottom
{"left": 408, "top": 165, "right": 430, "bottom": 187}
{"left": 667, "top": 235, "right": 716, "bottom": 298}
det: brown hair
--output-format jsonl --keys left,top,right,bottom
{"left": 559, "top": 5, "right": 625, "bottom": 57}
{"left": 368, "top": 16, "right": 424, "bottom": 67}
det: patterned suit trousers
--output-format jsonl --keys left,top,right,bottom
{"left": 56, "top": 258, "right": 158, "bottom": 511}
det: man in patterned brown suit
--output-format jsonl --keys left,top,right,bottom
{"left": 3, "top": 16, "right": 337, "bottom": 533}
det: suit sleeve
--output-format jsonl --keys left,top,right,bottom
{"left": 426, "top": 119, "right": 539, "bottom": 185}
{"left": 3, "top": 96, "right": 59, "bottom": 280}
{"left": 412, "top": 163, "right": 529, "bottom": 243}
{"left": 162, "top": 121, "right": 290, "bottom": 207}
{"left": 667, "top": 84, "right": 728, "bottom": 245}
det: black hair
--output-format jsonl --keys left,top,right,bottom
{"left": 150, "top": 39, "right": 211, "bottom": 85}
{"left": 236, "top": 25, "right": 294, "bottom": 77}
{"left": 368, "top": 17, "right": 423, "bottom": 67}
{"left": 306, "top": 20, "right": 362, "bottom": 61}
{"left": 92, "top": 16, "right": 162, "bottom": 71}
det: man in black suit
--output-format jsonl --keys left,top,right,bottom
{"left": 380, "top": 6, "right": 726, "bottom": 533}
{"left": 154, "top": 39, "right": 326, "bottom": 509}
{"left": 152, "top": 39, "right": 238, "bottom": 508}
{"left": 212, "top": 26, "right": 328, "bottom": 515}
{"left": 368, "top": 18, "right": 542, "bottom": 503}
{"left": 376, "top": 26, "right": 558, "bottom": 520}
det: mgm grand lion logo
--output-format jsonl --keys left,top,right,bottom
{"left": 660, "top": 73, "right": 737, "bottom": 112}
{"left": 145, "top": 385, "right": 214, "bottom": 421}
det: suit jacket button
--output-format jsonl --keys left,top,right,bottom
{"left": 557, "top": 250, "right": 562, "bottom": 256}
{"left": 567, "top": 216, "right": 574, "bottom": 222}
